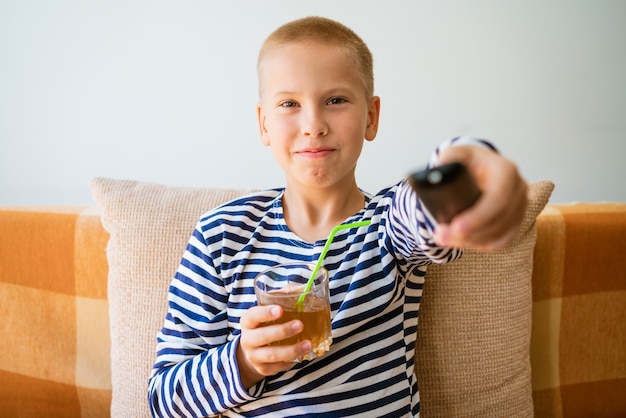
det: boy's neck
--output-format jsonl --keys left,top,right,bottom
{"left": 282, "top": 183, "right": 365, "bottom": 243}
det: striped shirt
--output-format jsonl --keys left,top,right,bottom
{"left": 148, "top": 138, "right": 489, "bottom": 417}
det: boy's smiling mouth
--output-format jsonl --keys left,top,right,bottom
{"left": 295, "top": 147, "right": 335, "bottom": 158}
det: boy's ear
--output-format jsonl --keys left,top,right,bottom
{"left": 365, "top": 96, "right": 381, "bottom": 142}
{"left": 257, "top": 103, "right": 270, "bottom": 146}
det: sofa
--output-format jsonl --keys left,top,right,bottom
{"left": 0, "top": 178, "right": 624, "bottom": 417}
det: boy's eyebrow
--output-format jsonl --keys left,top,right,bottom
{"left": 271, "top": 90, "right": 297, "bottom": 97}
{"left": 270, "top": 86, "right": 358, "bottom": 99}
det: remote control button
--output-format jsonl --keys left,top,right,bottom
{"left": 427, "top": 170, "right": 443, "bottom": 184}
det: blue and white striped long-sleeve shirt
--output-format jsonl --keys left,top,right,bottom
{"left": 148, "top": 138, "right": 490, "bottom": 417}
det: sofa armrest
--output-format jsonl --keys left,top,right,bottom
{"left": 531, "top": 203, "right": 626, "bottom": 417}
{"left": 0, "top": 206, "right": 111, "bottom": 417}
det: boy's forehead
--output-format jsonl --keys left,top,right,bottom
{"left": 261, "top": 42, "right": 356, "bottom": 77}
{"left": 258, "top": 41, "right": 367, "bottom": 98}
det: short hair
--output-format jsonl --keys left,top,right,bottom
{"left": 257, "top": 16, "right": 374, "bottom": 99}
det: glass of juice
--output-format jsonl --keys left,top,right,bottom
{"left": 253, "top": 262, "right": 332, "bottom": 362}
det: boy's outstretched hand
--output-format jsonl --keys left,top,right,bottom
{"left": 237, "top": 305, "right": 312, "bottom": 389}
{"left": 433, "top": 145, "right": 528, "bottom": 250}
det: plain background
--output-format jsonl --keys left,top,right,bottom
{"left": 1, "top": 0, "right": 625, "bottom": 205}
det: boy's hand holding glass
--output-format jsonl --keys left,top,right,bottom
{"left": 254, "top": 262, "right": 332, "bottom": 363}
{"left": 237, "top": 303, "right": 316, "bottom": 388}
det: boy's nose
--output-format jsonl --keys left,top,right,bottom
{"left": 301, "top": 109, "right": 328, "bottom": 138}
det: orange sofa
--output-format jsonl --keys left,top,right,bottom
{"left": 0, "top": 178, "right": 624, "bottom": 417}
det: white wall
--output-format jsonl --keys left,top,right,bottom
{"left": 1, "top": 0, "right": 625, "bottom": 205}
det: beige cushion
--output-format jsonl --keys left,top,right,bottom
{"left": 91, "top": 177, "right": 553, "bottom": 417}
{"left": 416, "top": 180, "right": 554, "bottom": 416}
{"left": 90, "top": 178, "right": 255, "bottom": 418}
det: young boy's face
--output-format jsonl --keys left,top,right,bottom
{"left": 257, "top": 41, "right": 380, "bottom": 191}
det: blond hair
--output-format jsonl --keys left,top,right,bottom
{"left": 257, "top": 16, "right": 374, "bottom": 99}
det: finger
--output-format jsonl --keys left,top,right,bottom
{"left": 240, "top": 306, "right": 306, "bottom": 348}
{"left": 248, "top": 341, "right": 313, "bottom": 375}
{"left": 468, "top": 173, "right": 527, "bottom": 247}
{"left": 240, "top": 305, "right": 282, "bottom": 330}
{"left": 443, "top": 178, "right": 527, "bottom": 249}
{"left": 248, "top": 320, "right": 305, "bottom": 348}
{"left": 450, "top": 210, "right": 515, "bottom": 249}
{"left": 435, "top": 208, "right": 508, "bottom": 250}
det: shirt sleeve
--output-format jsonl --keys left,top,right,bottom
{"left": 147, "top": 224, "right": 264, "bottom": 417}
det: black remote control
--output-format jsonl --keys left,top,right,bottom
{"left": 408, "top": 162, "right": 481, "bottom": 224}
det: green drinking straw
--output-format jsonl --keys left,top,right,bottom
{"left": 296, "top": 220, "right": 372, "bottom": 307}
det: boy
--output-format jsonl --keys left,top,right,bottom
{"left": 148, "top": 16, "right": 527, "bottom": 417}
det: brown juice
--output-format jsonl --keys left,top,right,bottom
{"left": 263, "top": 293, "right": 332, "bottom": 358}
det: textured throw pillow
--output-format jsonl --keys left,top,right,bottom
{"left": 90, "top": 178, "right": 255, "bottom": 418}
{"left": 416, "top": 180, "right": 554, "bottom": 417}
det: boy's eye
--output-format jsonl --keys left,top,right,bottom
{"left": 280, "top": 101, "right": 298, "bottom": 108}
{"left": 327, "top": 97, "right": 347, "bottom": 105}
